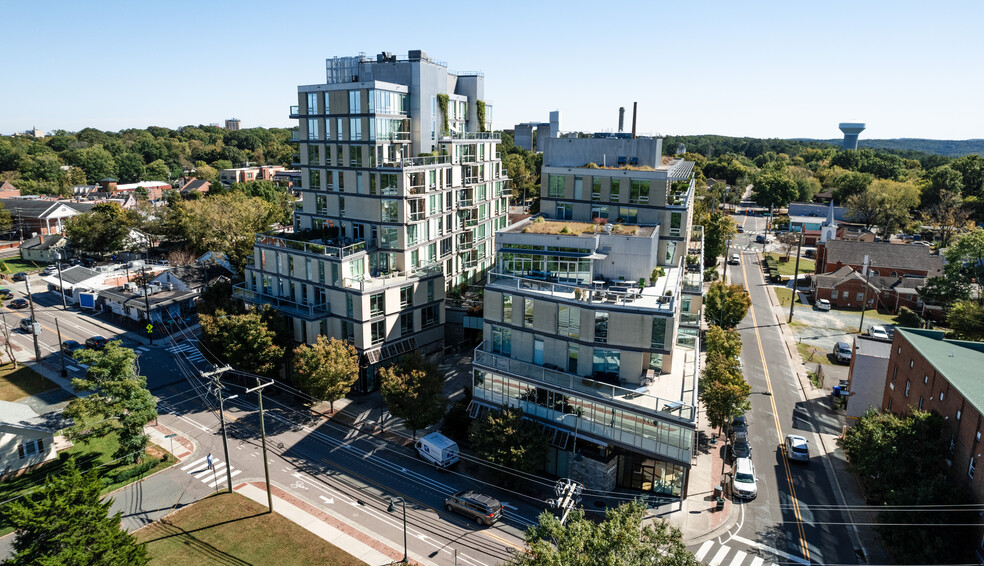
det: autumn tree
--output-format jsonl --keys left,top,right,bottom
{"left": 922, "top": 189, "right": 970, "bottom": 246}
{"left": 703, "top": 281, "right": 751, "bottom": 329}
{"left": 64, "top": 201, "right": 135, "bottom": 254}
{"left": 698, "top": 351, "right": 750, "bottom": 433}
{"left": 293, "top": 336, "right": 359, "bottom": 412}
{"left": 705, "top": 325, "right": 742, "bottom": 360}
{"left": 509, "top": 500, "right": 698, "bottom": 566}
{"left": 379, "top": 353, "right": 447, "bottom": 438}
{"left": 169, "top": 192, "right": 280, "bottom": 272}
{"left": 66, "top": 342, "right": 158, "bottom": 463}
{"left": 199, "top": 308, "right": 285, "bottom": 377}
{"left": 1, "top": 458, "right": 149, "bottom": 566}
{"left": 469, "top": 408, "right": 550, "bottom": 476}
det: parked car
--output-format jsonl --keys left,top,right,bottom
{"left": 804, "top": 249, "right": 817, "bottom": 259}
{"left": 729, "top": 254, "right": 741, "bottom": 265}
{"left": 833, "top": 341, "right": 853, "bottom": 364}
{"left": 61, "top": 340, "right": 83, "bottom": 355}
{"left": 11, "top": 272, "right": 28, "bottom": 282}
{"left": 19, "top": 318, "right": 40, "bottom": 335}
{"left": 8, "top": 298, "right": 29, "bottom": 309}
{"left": 729, "top": 415, "right": 748, "bottom": 440}
{"left": 444, "top": 490, "right": 502, "bottom": 526}
{"left": 755, "top": 234, "right": 769, "bottom": 244}
{"left": 41, "top": 266, "right": 57, "bottom": 276}
{"left": 785, "top": 434, "right": 810, "bottom": 462}
{"left": 815, "top": 298, "right": 831, "bottom": 311}
{"left": 736, "top": 225, "right": 744, "bottom": 233}
{"left": 0, "top": 288, "right": 12, "bottom": 299}
{"left": 731, "top": 457, "right": 758, "bottom": 499}
{"left": 868, "top": 325, "right": 890, "bottom": 340}
{"left": 85, "top": 336, "right": 109, "bottom": 350}
{"left": 730, "top": 439, "right": 752, "bottom": 461}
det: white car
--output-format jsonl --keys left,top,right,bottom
{"left": 785, "top": 434, "right": 810, "bottom": 462}
{"left": 732, "top": 457, "right": 757, "bottom": 499}
{"left": 816, "top": 298, "right": 831, "bottom": 311}
{"left": 869, "top": 325, "right": 890, "bottom": 340}
{"left": 729, "top": 254, "right": 741, "bottom": 265}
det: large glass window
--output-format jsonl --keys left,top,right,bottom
{"left": 558, "top": 305, "right": 580, "bottom": 338}
{"left": 524, "top": 298, "right": 534, "bottom": 328}
{"left": 610, "top": 179, "right": 620, "bottom": 202}
{"left": 548, "top": 175, "right": 565, "bottom": 198}
{"left": 381, "top": 200, "right": 399, "bottom": 222}
{"left": 400, "top": 312, "right": 413, "bottom": 335}
{"left": 371, "top": 320, "right": 385, "bottom": 345}
{"left": 594, "top": 311, "right": 609, "bottom": 343}
{"left": 400, "top": 286, "right": 413, "bottom": 308}
{"left": 592, "top": 348, "right": 620, "bottom": 375}
{"left": 350, "top": 119, "right": 362, "bottom": 142}
{"left": 349, "top": 90, "right": 361, "bottom": 113}
{"left": 670, "top": 212, "right": 682, "bottom": 236}
{"left": 306, "top": 92, "right": 317, "bottom": 114}
{"left": 621, "top": 207, "right": 638, "bottom": 223}
{"left": 629, "top": 180, "right": 650, "bottom": 204}
{"left": 591, "top": 206, "right": 609, "bottom": 220}
{"left": 492, "top": 326, "right": 512, "bottom": 356}
{"left": 503, "top": 293, "right": 512, "bottom": 323}
{"left": 307, "top": 118, "right": 319, "bottom": 140}
{"left": 380, "top": 226, "right": 398, "bottom": 249}
{"left": 652, "top": 317, "right": 667, "bottom": 349}
{"left": 573, "top": 177, "right": 583, "bottom": 200}
{"left": 422, "top": 304, "right": 439, "bottom": 328}
{"left": 556, "top": 202, "right": 573, "bottom": 220}
{"left": 591, "top": 178, "right": 602, "bottom": 201}
{"left": 308, "top": 144, "right": 320, "bottom": 165}
{"left": 370, "top": 293, "right": 384, "bottom": 317}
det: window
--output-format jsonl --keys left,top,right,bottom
{"left": 502, "top": 293, "right": 512, "bottom": 323}
{"left": 957, "top": 409, "right": 962, "bottom": 420}
{"left": 492, "top": 326, "right": 511, "bottom": 356}
{"left": 306, "top": 92, "right": 317, "bottom": 114}
{"left": 345, "top": 294, "right": 354, "bottom": 317}
{"left": 338, "top": 196, "right": 345, "bottom": 217}
{"left": 918, "top": 396, "right": 924, "bottom": 410}
{"left": 591, "top": 206, "right": 609, "bottom": 220}
{"left": 558, "top": 305, "right": 580, "bottom": 338}
{"left": 892, "top": 366, "right": 898, "bottom": 380}
{"left": 427, "top": 280, "right": 434, "bottom": 302}
{"left": 381, "top": 200, "right": 399, "bottom": 222}
{"left": 592, "top": 348, "right": 620, "bottom": 376}
{"left": 573, "top": 177, "right": 583, "bottom": 199}
{"left": 17, "top": 438, "right": 43, "bottom": 459}
{"left": 939, "top": 392, "right": 944, "bottom": 401}
{"left": 591, "top": 178, "right": 602, "bottom": 201}
{"left": 651, "top": 317, "right": 666, "bottom": 349}
{"left": 556, "top": 203, "right": 573, "bottom": 220}
{"left": 349, "top": 90, "right": 361, "bottom": 113}
{"left": 371, "top": 320, "right": 385, "bottom": 345}
{"left": 609, "top": 179, "right": 620, "bottom": 202}
{"left": 629, "top": 180, "right": 649, "bottom": 204}
{"left": 904, "top": 380, "right": 910, "bottom": 397}
{"left": 308, "top": 144, "right": 321, "bottom": 165}
{"left": 380, "top": 226, "right": 398, "bottom": 248}
{"left": 307, "top": 118, "right": 319, "bottom": 140}
{"left": 422, "top": 304, "right": 439, "bottom": 328}
{"left": 548, "top": 175, "right": 565, "bottom": 198}
{"left": 670, "top": 212, "right": 682, "bottom": 236}
{"left": 831, "top": 291, "right": 839, "bottom": 300}
{"left": 400, "top": 312, "right": 413, "bottom": 335}
{"left": 350, "top": 144, "right": 362, "bottom": 165}
{"left": 534, "top": 337, "right": 544, "bottom": 365}
{"left": 856, "top": 293, "right": 864, "bottom": 301}
{"left": 970, "top": 457, "right": 976, "bottom": 479}
{"left": 400, "top": 286, "right": 413, "bottom": 308}
{"left": 909, "top": 360, "right": 914, "bottom": 368}
{"left": 308, "top": 169, "right": 320, "bottom": 190}
{"left": 887, "top": 397, "right": 893, "bottom": 411}
{"left": 594, "top": 311, "right": 609, "bottom": 343}
{"left": 524, "top": 298, "right": 534, "bottom": 328}
{"left": 621, "top": 207, "right": 638, "bottom": 223}
{"left": 369, "top": 293, "right": 384, "bottom": 317}
{"left": 568, "top": 343, "right": 579, "bottom": 373}
{"left": 924, "top": 375, "right": 929, "bottom": 384}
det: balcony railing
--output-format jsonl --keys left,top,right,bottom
{"left": 440, "top": 132, "right": 502, "bottom": 141}
{"left": 680, "top": 311, "right": 701, "bottom": 325}
{"left": 487, "top": 272, "right": 676, "bottom": 312}
{"left": 473, "top": 345, "right": 695, "bottom": 422}
{"left": 342, "top": 262, "right": 443, "bottom": 292}
{"left": 255, "top": 231, "right": 366, "bottom": 259}
{"left": 233, "top": 283, "right": 329, "bottom": 321}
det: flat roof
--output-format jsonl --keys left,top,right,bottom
{"left": 502, "top": 218, "right": 655, "bottom": 238}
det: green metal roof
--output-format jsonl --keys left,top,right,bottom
{"left": 897, "top": 328, "right": 984, "bottom": 414}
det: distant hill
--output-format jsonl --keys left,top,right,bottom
{"left": 809, "top": 138, "right": 984, "bottom": 158}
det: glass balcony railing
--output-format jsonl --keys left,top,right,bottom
{"left": 680, "top": 311, "right": 701, "bottom": 325}
{"left": 440, "top": 131, "right": 502, "bottom": 141}
{"left": 233, "top": 283, "right": 329, "bottom": 321}
{"left": 289, "top": 105, "right": 300, "bottom": 117}
{"left": 254, "top": 231, "right": 366, "bottom": 259}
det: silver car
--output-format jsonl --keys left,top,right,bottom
{"left": 444, "top": 490, "right": 502, "bottom": 526}
{"left": 785, "top": 434, "right": 810, "bottom": 462}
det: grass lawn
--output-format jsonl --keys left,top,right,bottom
{"left": 766, "top": 253, "right": 816, "bottom": 276}
{"left": 135, "top": 492, "right": 363, "bottom": 566}
{"left": 0, "top": 430, "right": 175, "bottom": 536}
{"left": 0, "top": 259, "right": 45, "bottom": 275}
{"left": 859, "top": 308, "right": 899, "bottom": 326}
{"left": 797, "top": 342, "right": 830, "bottom": 365}
{"left": 0, "top": 363, "right": 62, "bottom": 401}
{"left": 774, "top": 287, "right": 795, "bottom": 307}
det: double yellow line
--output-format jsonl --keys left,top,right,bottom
{"left": 737, "top": 236, "right": 811, "bottom": 562}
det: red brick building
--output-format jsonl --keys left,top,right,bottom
{"left": 816, "top": 239, "right": 943, "bottom": 279}
{"left": 881, "top": 328, "right": 984, "bottom": 560}
{"left": 812, "top": 266, "right": 927, "bottom": 312}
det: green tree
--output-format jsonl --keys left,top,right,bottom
{"left": 705, "top": 325, "right": 742, "bottom": 359}
{"left": 703, "top": 281, "right": 751, "bottom": 329}
{"left": 65, "top": 342, "right": 158, "bottom": 463}
{"left": 379, "top": 353, "right": 446, "bottom": 439}
{"left": 832, "top": 171, "right": 874, "bottom": 201}
{"left": 922, "top": 165, "right": 965, "bottom": 207}
{"left": 199, "top": 309, "right": 285, "bottom": 377}
{"left": 752, "top": 167, "right": 798, "bottom": 209}
{"left": 116, "top": 152, "right": 145, "bottom": 183}
{"left": 702, "top": 212, "right": 737, "bottom": 268}
{"left": 942, "top": 228, "right": 984, "bottom": 302}
{"left": 64, "top": 201, "right": 135, "bottom": 254}
{"left": 1, "top": 458, "right": 149, "bottom": 566}
{"left": 509, "top": 500, "right": 697, "bottom": 566}
{"left": 698, "top": 375, "right": 750, "bottom": 435}
{"left": 293, "top": 336, "right": 359, "bottom": 412}
{"left": 922, "top": 189, "right": 969, "bottom": 247}
{"left": 144, "top": 159, "right": 171, "bottom": 182}
{"left": 947, "top": 300, "right": 984, "bottom": 340}
{"left": 469, "top": 407, "right": 549, "bottom": 476}
{"left": 170, "top": 192, "right": 279, "bottom": 272}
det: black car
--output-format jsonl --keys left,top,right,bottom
{"left": 61, "top": 340, "right": 83, "bottom": 355}
{"left": 8, "top": 298, "right": 29, "bottom": 309}
{"left": 736, "top": 225, "right": 744, "bottom": 233}
{"left": 11, "top": 272, "right": 28, "bottom": 282}
{"left": 0, "top": 288, "right": 12, "bottom": 299}
{"left": 85, "top": 336, "right": 109, "bottom": 350}
{"left": 730, "top": 415, "right": 748, "bottom": 439}
{"left": 730, "top": 439, "right": 752, "bottom": 461}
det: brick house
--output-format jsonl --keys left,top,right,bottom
{"left": 816, "top": 240, "right": 943, "bottom": 279}
{"left": 812, "top": 266, "right": 928, "bottom": 312}
{"left": 880, "top": 328, "right": 984, "bottom": 560}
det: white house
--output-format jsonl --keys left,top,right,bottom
{"left": 0, "top": 400, "right": 64, "bottom": 478}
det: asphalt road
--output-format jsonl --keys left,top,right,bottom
{"left": 717, "top": 205, "right": 860, "bottom": 565}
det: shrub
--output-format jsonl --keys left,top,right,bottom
{"left": 703, "top": 267, "right": 719, "bottom": 282}
{"left": 897, "top": 306, "right": 923, "bottom": 328}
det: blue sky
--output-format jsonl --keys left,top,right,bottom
{"left": 3, "top": 0, "right": 981, "bottom": 140}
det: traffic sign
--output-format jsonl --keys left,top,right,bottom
{"left": 164, "top": 433, "right": 177, "bottom": 438}
{"left": 146, "top": 324, "right": 153, "bottom": 333}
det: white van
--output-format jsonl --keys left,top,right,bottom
{"left": 415, "top": 432, "right": 460, "bottom": 469}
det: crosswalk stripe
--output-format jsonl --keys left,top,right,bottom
{"left": 180, "top": 456, "right": 208, "bottom": 471}
{"left": 208, "top": 469, "right": 242, "bottom": 488}
{"left": 728, "top": 550, "right": 747, "bottom": 566}
{"left": 708, "top": 545, "right": 731, "bottom": 566}
{"left": 694, "top": 541, "right": 715, "bottom": 562}
{"left": 748, "top": 558, "right": 764, "bottom": 566}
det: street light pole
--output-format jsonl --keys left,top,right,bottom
{"left": 56, "top": 318, "right": 67, "bottom": 377}
{"left": 54, "top": 252, "right": 67, "bottom": 310}
{"left": 24, "top": 277, "right": 41, "bottom": 362}
{"left": 387, "top": 497, "right": 408, "bottom": 563}
{"left": 788, "top": 231, "right": 803, "bottom": 323}
{"left": 246, "top": 378, "right": 275, "bottom": 512}
{"left": 204, "top": 365, "right": 234, "bottom": 493}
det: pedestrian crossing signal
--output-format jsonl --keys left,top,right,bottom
{"left": 146, "top": 324, "right": 153, "bottom": 333}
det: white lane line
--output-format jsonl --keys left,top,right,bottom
{"left": 708, "top": 545, "right": 730, "bottom": 566}
{"left": 694, "top": 540, "right": 714, "bottom": 562}
{"left": 208, "top": 469, "right": 242, "bottom": 488}
{"left": 731, "top": 535, "right": 808, "bottom": 566}
{"left": 727, "top": 550, "right": 747, "bottom": 566}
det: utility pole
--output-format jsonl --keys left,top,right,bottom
{"left": 56, "top": 319, "right": 67, "bottom": 377}
{"left": 858, "top": 256, "right": 874, "bottom": 334}
{"left": 723, "top": 239, "right": 731, "bottom": 285}
{"left": 54, "top": 251, "right": 67, "bottom": 309}
{"left": 246, "top": 378, "right": 275, "bottom": 512}
{"left": 788, "top": 231, "right": 803, "bottom": 323}
{"left": 550, "top": 478, "right": 583, "bottom": 526}
{"left": 141, "top": 265, "right": 153, "bottom": 344}
{"left": 24, "top": 277, "right": 41, "bottom": 362}
{"left": 203, "top": 365, "right": 235, "bottom": 493}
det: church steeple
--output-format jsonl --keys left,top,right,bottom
{"left": 820, "top": 200, "right": 838, "bottom": 243}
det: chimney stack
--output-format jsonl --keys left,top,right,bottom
{"left": 618, "top": 107, "right": 625, "bottom": 132}
{"left": 631, "top": 102, "right": 638, "bottom": 139}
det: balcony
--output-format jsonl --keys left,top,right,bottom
{"left": 289, "top": 105, "right": 300, "bottom": 118}
{"left": 440, "top": 131, "right": 502, "bottom": 141}
{"left": 680, "top": 311, "right": 701, "bottom": 326}
{"left": 233, "top": 283, "right": 329, "bottom": 321}
{"left": 458, "top": 234, "right": 475, "bottom": 251}
{"left": 342, "top": 262, "right": 443, "bottom": 292}
{"left": 487, "top": 271, "right": 677, "bottom": 313}
{"left": 255, "top": 231, "right": 366, "bottom": 259}
{"left": 473, "top": 345, "right": 695, "bottom": 422}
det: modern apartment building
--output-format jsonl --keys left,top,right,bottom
{"left": 236, "top": 51, "right": 508, "bottom": 391}
{"left": 471, "top": 134, "right": 704, "bottom": 497}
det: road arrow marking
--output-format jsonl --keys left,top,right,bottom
{"left": 319, "top": 495, "right": 334, "bottom": 504}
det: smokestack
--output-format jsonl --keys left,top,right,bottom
{"left": 631, "top": 102, "right": 638, "bottom": 139}
{"left": 618, "top": 107, "right": 625, "bottom": 132}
